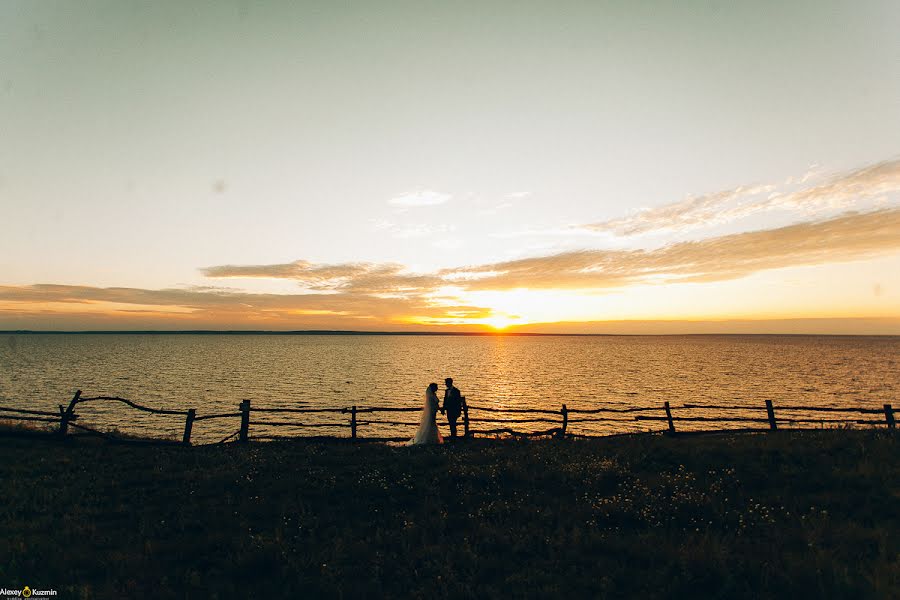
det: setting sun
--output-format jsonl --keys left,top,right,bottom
{"left": 485, "top": 316, "right": 515, "bottom": 330}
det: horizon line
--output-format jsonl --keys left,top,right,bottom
{"left": 2, "top": 330, "right": 898, "bottom": 337}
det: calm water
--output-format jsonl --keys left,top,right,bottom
{"left": 1, "top": 334, "right": 897, "bottom": 442}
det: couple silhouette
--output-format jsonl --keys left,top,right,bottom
{"left": 408, "top": 378, "right": 466, "bottom": 445}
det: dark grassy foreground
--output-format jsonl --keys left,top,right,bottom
{"left": 1, "top": 430, "right": 897, "bottom": 599}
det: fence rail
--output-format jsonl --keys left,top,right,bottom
{"left": 0, "top": 390, "right": 895, "bottom": 445}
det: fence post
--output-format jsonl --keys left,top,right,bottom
{"left": 664, "top": 401, "right": 675, "bottom": 434}
{"left": 765, "top": 400, "right": 778, "bottom": 431}
{"left": 351, "top": 405, "right": 357, "bottom": 439}
{"left": 182, "top": 409, "right": 196, "bottom": 445}
{"left": 885, "top": 404, "right": 896, "bottom": 429}
{"left": 462, "top": 398, "right": 469, "bottom": 438}
{"left": 560, "top": 404, "right": 568, "bottom": 438}
{"left": 239, "top": 399, "right": 250, "bottom": 443}
{"left": 58, "top": 390, "right": 81, "bottom": 436}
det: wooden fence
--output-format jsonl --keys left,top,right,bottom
{"left": 0, "top": 390, "right": 895, "bottom": 445}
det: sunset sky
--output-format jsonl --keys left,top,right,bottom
{"left": 1, "top": 1, "right": 898, "bottom": 333}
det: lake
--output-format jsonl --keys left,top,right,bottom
{"left": 1, "top": 333, "right": 897, "bottom": 442}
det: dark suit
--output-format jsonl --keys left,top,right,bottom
{"left": 443, "top": 385, "right": 464, "bottom": 438}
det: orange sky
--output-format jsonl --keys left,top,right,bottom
{"left": 1, "top": 4, "right": 898, "bottom": 333}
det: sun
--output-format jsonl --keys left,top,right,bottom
{"left": 485, "top": 316, "right": 514, "bottom": 330}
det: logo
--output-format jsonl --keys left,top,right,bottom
{"left": 0, "top": 586, "right": 56, "bottom": 597}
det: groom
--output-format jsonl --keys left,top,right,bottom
{"left": 441, "top": 377, "right": 465, "bottom": 439}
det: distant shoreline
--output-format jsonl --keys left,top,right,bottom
{"left": 2, "top": 330, "right": 897, "bottom": 337}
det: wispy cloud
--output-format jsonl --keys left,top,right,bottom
{"left": 454, "top": 208, "right": 900, "bottom": 290}
{"left": 4, "top": 209, "right": 898, "bottom": 329}
{"left": 580, "top": 183, "right": 777, "bottom": 236}
{"left": 201, "top": 261, "right": 443, "bottom": 296}
{"left": 368, "top": 217, "right": 456, "bottom": 239}
{"left": 0, "top": 283, "right": 489, "bottom": 329}
{"left": 387, "top": 190, "right": 452, "bottom": 207}
{"left": 204, "top": 208, "right": 900, "bottom": 293}
{"left": 579, "top": 159, "right": 899, "bottom": 237}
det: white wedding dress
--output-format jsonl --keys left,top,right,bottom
{"left": 408, "top": 388, "right": 443, "bottom": 445}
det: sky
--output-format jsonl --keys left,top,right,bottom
{"left": 1, "top": 1, "right": 898, "bottom": 333}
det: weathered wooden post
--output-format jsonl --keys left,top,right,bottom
{"left": 664, "top": 401, "right": 675, "bottom": 434}
{"left": 350, "top": 405, "right": 357, "bottom": 439}
{"left": 182, "top": 408, "right": 196, "bottom": 445}
{"left": 560, "top": 404, "right": 568, "bottom": 438}
{"left": 239, "top": 399, "right": 250, "bottom": 443}
{"left": 884, "top": 404, "right": 896, "bottom": 429}
{"left": 462, "top": 397, "right": 470, "bottom": 438}
{"left": 765, "top": 400, "right": 778, "bottom": 431}
{"left": 58, "top": 390, "right": 81, "bottom": 436}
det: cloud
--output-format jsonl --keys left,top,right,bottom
{"left": 450, "top": 208, "right": 900, "bottom": 290}
{"left": 760, "top": 160, "right": 899, "bottom": 212}
{"left": 581, "top": 183, "right": 776, "bottom": 236}
{"left": 5, "top": 144, "right": 897, "bottom": 335}
{"left": 370, "top": 215, "right": 455, "bottom": 238}
{"left": 201, "top": 261, "right": 443, "bottom": 295}
{"left": 4, "top": 203, "right": 898, "bottom": 330}
{"left": 387, "top": 190, "right": 452, "bottom": 207}
{"left": 579, "top": 159, "right": 899, "bottom": 237}
{"left": 0, "top": 283, "right": 491, "bottom": 330}
{"left": 201, "top": 208, "right": 900, "bottom": 294}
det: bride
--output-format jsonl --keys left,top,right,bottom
{"left": 408, "top": 382, "right": 443, "bottom": 445}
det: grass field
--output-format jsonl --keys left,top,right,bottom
{"left": 0, "top": 429, "right": 897, "bottom": 598}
